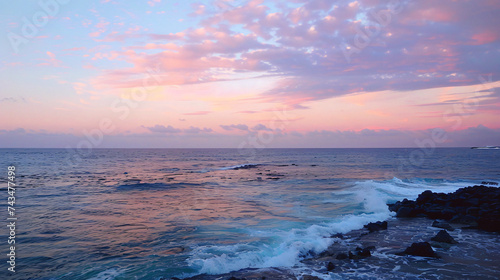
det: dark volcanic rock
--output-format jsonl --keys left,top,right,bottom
{"left": 416, "top": 190, "right": 434, "bottom": 205}
{"left": 401, "top": 242, "right": 438, "bottom": 258}
{"left": 336, "top": 252, "right": 348, "bottom": 260}
{"left": 442, "top": 209, "right": 457, "bottom": 219}
{"left": 396, "top": 206, "right": 413, "bottom": 217}
{"left": 466, "top": 207, "right": 480, "bottom": 216}
{"left": 450, "top": 215, "right": 478, "bottom": 226}
{"left": 388, "top": 185, "right": 500, "bottom": 233}
{"left": 348, "top": 247, "right": 372, "bottom": 260}
{"left": 387, "top": 202, "right": 400, "bottom": 212}
{"left": 317, "top": 247, "right": 336, "bottom": 258}
{"left": 326, "top": 261, "right": 335, "bottom": 271}
{"left": 357, "top": 247, "right": 372, "bottom": 258}
{"left": 431, "top": 230, "right": 458, "bottom": 244}
{"left": 478, "top": 217, "right": 500, "bottom": 232}
{"left": 432, "top": 220, "right": 454, "bottom": 231}
{"left": 364, "top": 221, "right": 388, "bottom": 232}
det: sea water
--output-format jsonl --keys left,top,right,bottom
{"left": 0, "top": 148, "right": 498, "bottom": 279}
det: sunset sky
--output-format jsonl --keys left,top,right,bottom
{"left": 1, "top": 0, "right": 499, "bottom": 148}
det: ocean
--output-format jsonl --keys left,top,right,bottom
{"left": 0, "top": 148, "right": 499, "bottom": 279}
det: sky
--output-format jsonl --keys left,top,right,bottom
{"left": 0, "top": 0, "right": 499, "bottom": 148}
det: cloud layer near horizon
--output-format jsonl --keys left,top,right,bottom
{"left": 1, "top": 125, "right": 499, "bottom": 148}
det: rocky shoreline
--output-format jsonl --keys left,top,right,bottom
{"left": 172, "top": 185, "right": 500, "bottom": 280}
{"left": 388, "top": 184, "right": 500, "bottom": 233}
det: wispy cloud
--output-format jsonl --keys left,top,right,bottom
{"left": 220, "top": 124, "right": 249, "bottom": 131}
{"left": 144, "top": 125, "right": 181, "bottom": 133}
{"left": 185, "top": 126, "right": 213, "bottom": 134}
{"left": 143, "top": 125, "right": 213, "bottom": 134}
{"left": 252, "top": 124, "right": 272, "bottom": 131}
{"left": 0, "top": 97, "right": 27, "bottom": 103}
{"left": 37, "top": 51, "right": 63, "bottom": 67}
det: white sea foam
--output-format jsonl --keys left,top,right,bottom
{"left": 189, "top": 211, "right": 394, "bottom": 275}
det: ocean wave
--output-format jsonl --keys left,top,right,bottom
{"left": 187, "top": 180, "right": 395, "bottom": 275}
{"left": 186, "top": 177, "right": 477, "bottom": 276}
{"left": 348, "top": 177, "right": 476, "bottom": 204}
{"left": 188, "top": 213, "right": 393, "bottom": 275}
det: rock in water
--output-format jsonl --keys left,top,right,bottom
{"left": 416, "top": 190, "right": 434, "bottom": 205}
{"left": 326, "top": 261, "right": 335, "bottom": 271}
{"left": 450, "top": 215, "right": 478, "bottom": 226}
{"left": 348, "top": 247, "right": 372, "bottom": 259}
{"left": 431, "top": 230, "right": 458, "bottom": 244}
{"left": 356, "top": 247, "right": 372, "bottom": 257}
{"left": 402, "top": 242, "right": 438, "bottom": 258}
{"left": 389, "top": 185, "right": 500, "bottom": 233}
{"left": 364, "top": 221, "right": 388, "bottom": 232}
{"left": 336, "top": 252, "right": 348, "bottom": 260}
{"left": 432, "top": 220, "right": 454, "bottom": 231}
{"left": 396, "top": 207, "right": 413, "bottom": 217}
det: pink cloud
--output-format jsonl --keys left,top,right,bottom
{"left": 471, "top": 31, "right": 498, "bottom": 45}
{"left": 95, "top": 21, "right": 109, "bottom": 29}
{"left": 147, "top": 0, "right": 161, "bottom": 7}
{"left": 405, "top": 7, "right": 455, "bottom": 24}
{"left": 289, "top": 6, "right": 310, "bottom": 24}
{"left": 89, "top": 31, "right": 101, "bottom": 37}
{"left": 91, "top": 51, "right": 119, "bottom": 61}
{"left": 86, "top": 0, "right": 500, "bottom": 110}
{"left": 73, "top": 82, "right": 87, "bottom": 94}
{"left": 192, "top": 4, "right": 205, "bottom": 15}
{"left": 222, "top": 0, "right": 266, "bottom": 24}
{"left": 128, "top": 43, "right": 179, "bottom": 50}
{"left": 38, "top": 51, "right": 63, "bottom": 67}
{"left": 100, "top": 31, "right": 143, "bottom": 42}
{"left": 64, "top": 47, "right": 86, "bottom": 51}
{"left": 82, "top": 19, "right": 92, "bottom": 27}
